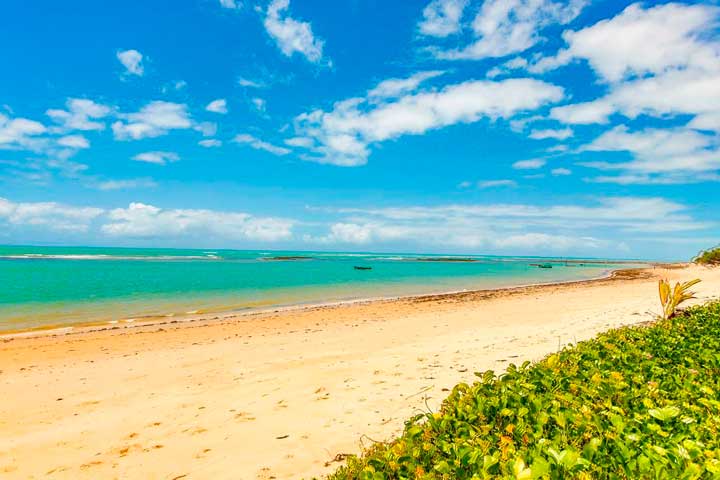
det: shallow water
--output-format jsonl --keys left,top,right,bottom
{"left": 0, "top": 246, "right": 645, "bottom": 331}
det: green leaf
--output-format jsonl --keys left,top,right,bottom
{"left": 648, "top": 406, "right": 680, "bottom": 422}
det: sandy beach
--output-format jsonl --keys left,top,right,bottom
{"left": 1, "top": 264, "right": 719, "bottom": 479}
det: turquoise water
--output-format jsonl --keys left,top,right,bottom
{"left": 0, "top": 246, "right": 645, "bottom": 332}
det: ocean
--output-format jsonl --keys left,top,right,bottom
{"left": 0, "top": 245, "right": 646, "bottom": 332}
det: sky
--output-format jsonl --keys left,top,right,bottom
{"left": 1, "top": 0, "right": 719, "bottom": 260}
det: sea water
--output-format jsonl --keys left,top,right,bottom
{"left": 0, "top": 245, "right": 646, "bottom": 332}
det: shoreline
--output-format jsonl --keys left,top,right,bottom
{"left": 2, "top": 263, "right": 715, "bottom": 480}
{"left": 0, "top": 265, "right": 651, "bottom": 340}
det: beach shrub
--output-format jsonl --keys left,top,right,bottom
{"left": 695, "top": 246, "right": 720, "bottom": 266}
{"left": 658, "top": 278, "right": 701, "bottom": 320}
{"left": 327, "top": 301, "right": 720, "bottom": 479}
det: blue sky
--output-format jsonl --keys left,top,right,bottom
{"left": 1, "top": 0, "right": 719, "bottom": 260}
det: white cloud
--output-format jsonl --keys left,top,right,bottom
{"left": 529, "top": 127, "right": 572, "bottom": 140}
{"left": 0, "top": 196, "right": 103, "bottom": 232}
{"left": 238, "top": 77, "right": 265, "bottom": 88}
{"left": 263, "top": 0, "right": 326, "bottom": 64}
{"left": 206, "top": 99, "right": 228, "bottom": 114}
{"left": 219, "top": 0, "right": 241, "bottom": 9}
{"left": 194, "top": 121, "right": 218, "bottom": 137}
{"left": 102, "top": 202, "right": 293, "bottom": 242}
{"left": 233, "top": 134, "right": 291, "bottom": 156}
{"left": 117, "top": 49, "right": 144, "bottom": 76}
{"left": 550, "top": 100, "right": 613, "bottom": 125}
{"left": 551, "top": 167, "right": 571, "bottom": 176}
{"left": 689, "top": 112, "right": 720, "bottom": 133}
{"left": 294, "top": 76, "right": 564, "bottom": 166}
{"left": 418, "top": 0, "right": 468, "bottom": 38}
{"left": 285, "top": 136, "right": 314, "bottom": 148}
{"left": 513, "top": 158, "right": 545, "bottom": 169}
{"left": 0, "top": 113, "right": 47, "bottom": 150}
{"left": 309, "top": 196, "right": 707, "bottom": 253}
{"left": 545, "top": 2, "right": 720, "bottom": 137}
{"left": 433, "top": 0, "right": 589, "bottom": 60}
{"left": 310, "top": 222, "right": 373, "bottom": 245}
{"left": 478, "top": 179, "right": 517, "bottom": 188}
{"left": 57, "top": 135, "right": 90, "bottom": 149}
{"left": 199, "top": 139, "right": 222, "bottom": 148}
{"left": 112, "top": 101, "right": 192, "bottom": 140}
{"left": 132, "top": 151, "right": 180, "bottom": 166}
{"left": 46, "top": 98, "right": 111, "bottom": 132}
{"left": 95, "top": 178, "right": 158, "bottom": 191}
{"left": 562, "top": 3, "right": 719, "bottom": 83}
{"left": 367, "top": 70, "right": 444, "bottom": 101}
{"left": 251, "top": 97, "right": 267, "bottom": 112}
{"left": 581, "top": 125, "right": 720, "bottom": 177}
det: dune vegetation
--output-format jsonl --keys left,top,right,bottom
{"left": 695, "top": 246, "right": 720, "bottom": 266}
{"left": 327, "top": 300, "right": 720, "bottom": 479}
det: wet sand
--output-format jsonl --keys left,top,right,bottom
{"left": 1, "top": 264, "right": 718, "bottom": 479}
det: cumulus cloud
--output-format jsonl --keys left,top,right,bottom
{"left": 112, "top": 101, "right": 192, "bottom": 140}
{"left": 117, "top": 49, "right": 144, "bottom": 76}
{"left": 206, "top": 99, "right": 228, "bottom": 114}
{"left": 556, "top": 3, "right": 719, "bottom": 83}
{"left": 263, "top": 0, "right": 326, "bottom": 64}
{"left": 535, "top": 2, "right": 720, "bottom": 184}
{"left": 0, "top": 196, "right": 103, "bottom": 232}
{"left": 418, "top": 0, "right": 468, "bottom": 37}
{"left": 430, "top": 0, "right": 588, "bottom": 60}
{"left": 0, "top": 113, "right": 47, "bottom": 150}
{"left": 293, "top": 75, "right": 564, "bottom": 166}
{"left": 57, "top": 135, "right": 90, "bottom": 149}
{"left": 46, "top": 98, "right": 111, "bottom": 132}
{"left": 580, "top": 126, "right": 720, "bottom": 181}
{"left": 544, "top": 3, "right": 720, "bottom": 128}
{"left": 102, "top": 202, "right": 294, "bottom": 242}
{"left": 132, "top": 151, "right": 180, "bottom": 166}
{"left": 549, "top": 100, "right": 614, "bottom": 125}
{"left": 233, "top": 134, "right": 291, "bottom": 156}
{"left": 551, "top": 167, "right": 571, "bottom": 176}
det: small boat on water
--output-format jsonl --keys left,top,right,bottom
{"left": 530, "top": 263, "right": 553, "bottom": 269}
{"left": 353, "top": 266, "right": 372, "bottom": 271}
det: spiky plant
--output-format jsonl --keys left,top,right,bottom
{"left": 658, "top": 278, "right": 701, "bottom": 320}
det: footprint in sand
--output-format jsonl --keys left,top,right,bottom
{"left": 115, "top": 444, "right": 143, "bottom": 457}
{"left": 234, "top": 412, "right": 256, "bottom": 422}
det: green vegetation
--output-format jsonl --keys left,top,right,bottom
{"left": 658, "top": 278, "right": 701, "bottom": 320}
{"left": 328, "top": 302, "right": 720, "bottom": 479}
{"left": 695, "top": 246, "right": 720, "bottom": 266}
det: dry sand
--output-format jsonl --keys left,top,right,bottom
{"left": 1, "top": 264, "right": 719, "bottom": 479}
